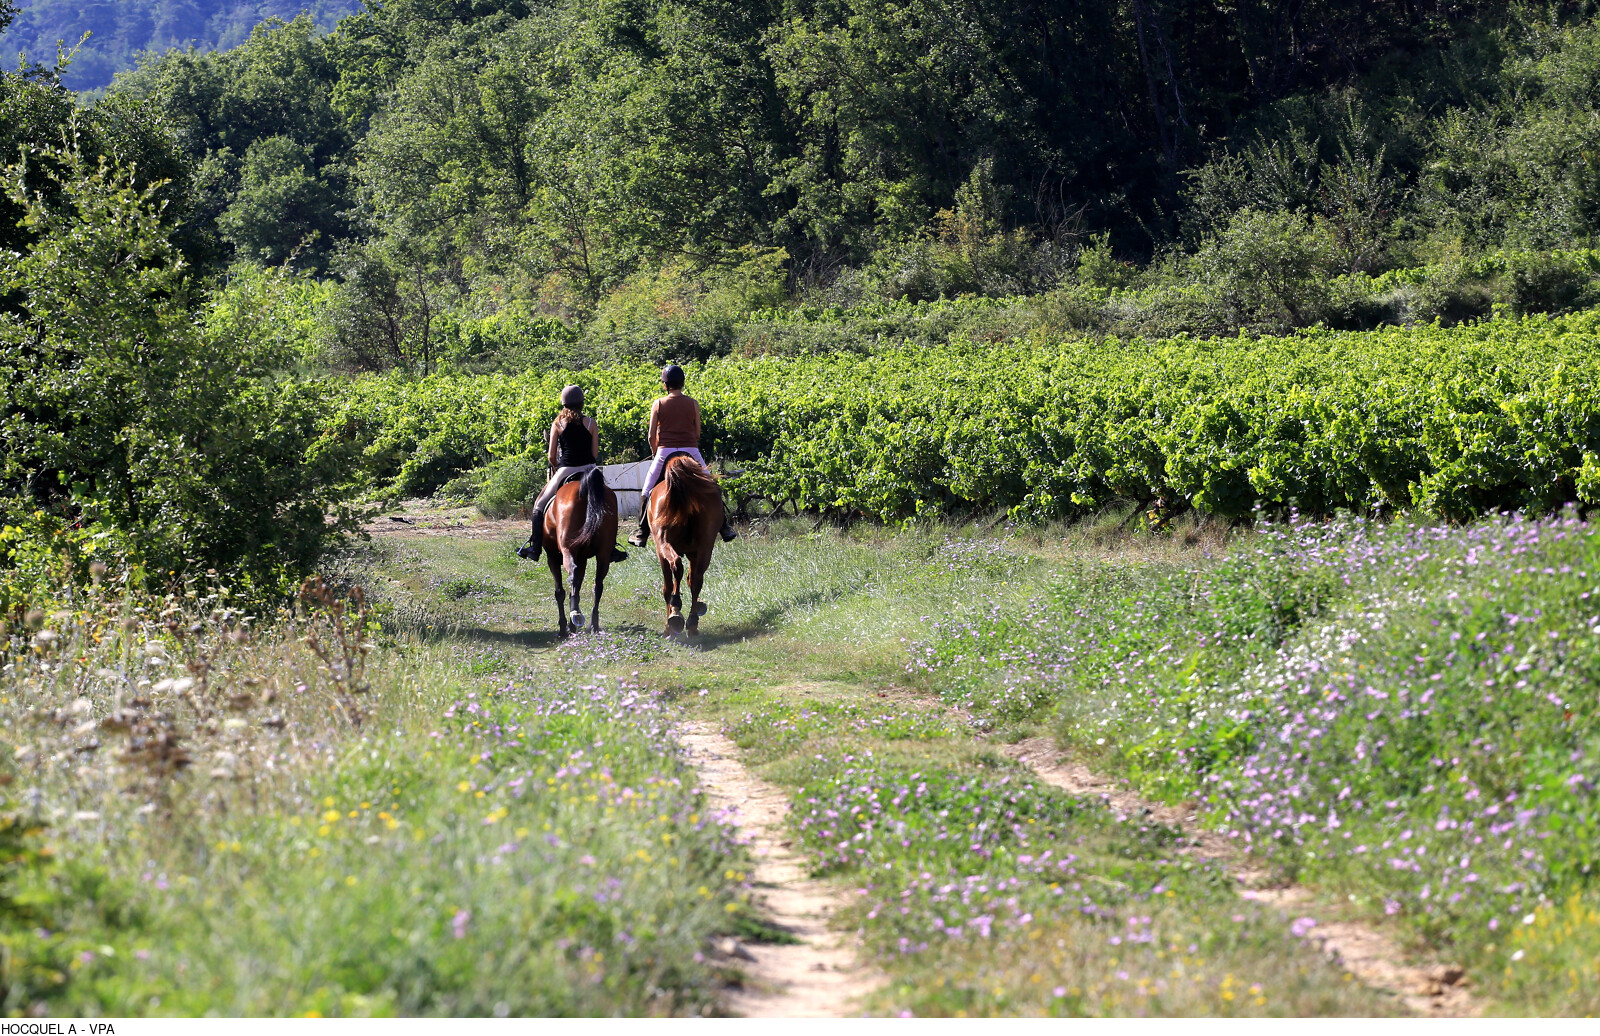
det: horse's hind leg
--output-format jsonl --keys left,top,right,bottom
{"left": 548, "top": 547, "right": 568, "bottom": 638}
{"left": 685, "top": 552, "right": 709, "bottom": 636}
{"left": 566, "top": 553, "right": 587, "bottom": 631}
{"left": 590, "top": 556, "right": 608, "bottom": 632}
{"left": 661, "top": 556, "right": 684, "bottom": 635}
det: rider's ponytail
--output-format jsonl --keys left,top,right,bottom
{"left": 555, "top": 384, "right": 585, "bottom": 434}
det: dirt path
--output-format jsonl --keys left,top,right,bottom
{"left": 1004, "top": 736, "right": 1481, "bottom": 1018}
{"left": 362, "top": 502, "right": 527, "bottom": 542}
{"left": 679, "top": 721, "right": 885, "bottom": 1018}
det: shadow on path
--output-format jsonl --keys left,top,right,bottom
{"left": 434, "top": 625, "right": 564, "bottom": 652}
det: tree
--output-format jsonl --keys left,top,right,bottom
{"left": 110, "top": 16, "right": 356, "bottom": 272}
{"left": 0, "top": 146, "right": 358, "bottom": 585}
{"left": 218, "top": 135, "right": 346, "bottom": 266}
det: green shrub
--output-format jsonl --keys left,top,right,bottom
{"left": 862, "top": 161, "right": 1072, "bottom": 302}
{"left": 473, "top": 454, "right": 546, "bottom": 520}
{"left": 1407, "top": 261, "right": 1494, "bottom": 325}
{"left": 580, "top": 248, "right": 789, "bottom": 365}
{"left": 1202, "top": 209, "right": 1336, "bottom": 328}
{"left": 1506, "top": 252, "right": 1600, "bottom": 316}
{"left": 0, "top": 148, "right": 359, "bottom": 589}
{"left": 1075, "top": 233, "right": 1140, "bottom": 290}
{"left": 1323, "top": 274, "right": 1406, "bottom": 330}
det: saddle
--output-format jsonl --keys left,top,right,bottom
{"left": 556, "top": 464, "right": 596, "bottom": 488}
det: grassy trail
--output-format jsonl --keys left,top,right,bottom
{"left": 364, "top": 505, "right": 1444, "bottom": 1017}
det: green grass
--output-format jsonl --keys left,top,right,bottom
{"left": 0, "top": 560, "right": 754, "bottom": 1016}
{"left": 904, "top": 511, "right": 1600, "bottom": 1014}
{"left": 712, "top": 684, "right": 1390, "bottom": 1016}
{"left": 9, "top": 508, "right": 1591, "bottom": 1015}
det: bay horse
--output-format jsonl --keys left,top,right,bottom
{"left": 646, "top": 454, "right": 723, "bottom": 637}
{"left": 541, "top": 469, "right": 622, "bottom": 637}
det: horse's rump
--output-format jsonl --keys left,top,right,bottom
{"left": 659, "top": 454, "right": 721, "bottom": 527}
{"left": 650, "top": 456, "right": 721, "bottom": 566}
{"left": 560, "top": 468, "right": 614, "bottom": 555}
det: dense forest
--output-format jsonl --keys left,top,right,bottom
{"left": 10, "top": 0, "right": 1600, "bottom": 584}
{"left": 86, "top": 1, "right": 1600, "bottom": 357}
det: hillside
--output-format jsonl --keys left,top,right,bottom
{"left": 0, "top": 0, "right": 356, "bottom": 90}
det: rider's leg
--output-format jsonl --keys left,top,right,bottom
{"left": 629, "top": 452, "right": 669, "bottom": 546}
{"left": 628, "top": 492, "right": 651, "bottom": 547}
{"left": 521, "top": 467, "right": 574, "bottom": 558}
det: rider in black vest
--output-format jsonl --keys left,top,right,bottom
{"left": 519, "top": 385, "right": 625, "bottom": 561}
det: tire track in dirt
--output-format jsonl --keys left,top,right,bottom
{"left": 1004, "top": 736, "right": 1481, "bottom": 1018}
{"left": 679, "top": 721, "right": 885, "bottom": 1018}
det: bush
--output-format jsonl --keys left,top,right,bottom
{"left": 1202, "top": 209, "right": 1336, "bottom": 329}
{"left": 1410, "top": 275, "right": 1493, "bottom": 325}
{"left": 580, "top": 248, "right": 789, "bottom": 365}
{"left": 1506, "top": 252, "right": 1600, "bottom": 316}
{"left": 0, "top": 148, "right": 359, "bottom": 588}
{"left": 472, "top": 454, "right": 546, "bottom": 519}
{"left": 1323, "top": 274, "right": 1406, "bottom": 330}
{"left": 863, "top": 161, "right": 1073, "bottom": 302}
{"left": 436, "top": 310, "right": 580, "bottom": 373}
{"left": 0, "top": 512, "right": 138, "bottom": 618}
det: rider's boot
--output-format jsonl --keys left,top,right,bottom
{"left": 628, "top": 513, "right": 650, "bottom": 548}
{"left": 517, "top": 508, "right": 546, "bottom": 560}
{"left": 611, "top": 544, "right": 629, "bottom": 563}
{"left": 719, "top": 517, "right": 739, "bottom": 542}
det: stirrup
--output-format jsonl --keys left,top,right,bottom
{"left": 628, "top": 527, "right": 649, "bottom": 547}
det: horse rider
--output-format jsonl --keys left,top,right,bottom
{"left": 629, "top": 364, "right": 738, "bottom": 547}
{"left": 520, "top": 384, "right": 626, "bottom": 561}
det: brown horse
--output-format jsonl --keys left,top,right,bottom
{"left": 646, "top": 455, "right": 724, "bottom": 636}
{"left": 542, "top": 468, "right": 621, "bottom": 637}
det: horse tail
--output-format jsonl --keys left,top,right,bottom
{"left": 570, "top": 468, "right": 611, "bottom": 553}
{"left": 661, "top": 455, "right": 720, "bottom": 525}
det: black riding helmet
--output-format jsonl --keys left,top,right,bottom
{"left": 560, "top": 384, "right": 584, "bottom": 410}
{"left": 661, "top": 365, "right": 686, "bottom": 390}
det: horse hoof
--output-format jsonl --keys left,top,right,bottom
{"left": 570, "top": 611, "right": 585, "bottom": 629}
{"left": 693, "top": 601, "right": 707, "bottom": 617}
{"left": 666, "top": 614, "right": 685, "bottom": 634}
